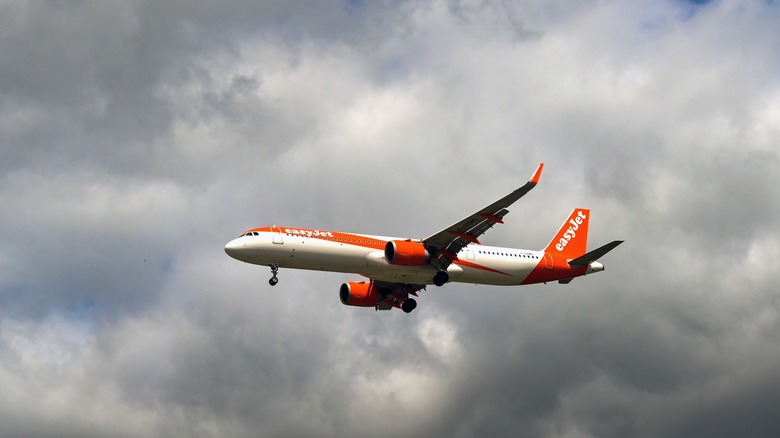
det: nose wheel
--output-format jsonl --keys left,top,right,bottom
{"left": 269, "top": 264, "right": 279, "bottom": 286}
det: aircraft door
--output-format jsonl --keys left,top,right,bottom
{"left": 543, "top": 252, "right": 553, "bottom": 269}
{"left": 271, "top": 227, "right": 284, "bottom": 244}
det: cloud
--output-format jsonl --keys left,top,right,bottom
{"left": 2, "top": 0, "right": 780, "bottom": 437}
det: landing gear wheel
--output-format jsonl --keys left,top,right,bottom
{"left": 268, "top": 264, "right": 279, "bottom": 286}
{"left": 433, "top": 271, "right": 449, "bottom": 287}
{"left": 401, "top": 298, "right": 417, "bottom": 313}
{"left": 269, "top": 277, "right": 279, "bottom": 286}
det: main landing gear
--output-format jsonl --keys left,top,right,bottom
{"left": 401, "top": 298, "right": 418, "bottom": 313}
{"left": 268, "top": 264, "right": 279, "bottom": 286}
{"left": 433, "top": 271, "right": 449, "bottom": 287}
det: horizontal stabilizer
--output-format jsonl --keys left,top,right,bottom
{"left": 568, "top": 240, "right": 624, "bottom": 268}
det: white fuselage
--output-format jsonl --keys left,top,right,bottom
{"left": 224, "top": 229, "right": 552, "bottom": 286}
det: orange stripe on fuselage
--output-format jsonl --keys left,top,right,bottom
{"left": 245, "top": 226, "right": 387, "bottom": 250}
{"left": 453, "top": 259, "right": 512, "bottom": 276}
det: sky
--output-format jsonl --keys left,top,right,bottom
{"left": 1, "top": 0, "right": 780, "bottom": 436}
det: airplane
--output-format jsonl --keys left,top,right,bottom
{"left": 224, "top": 163, "right": 623, "bottom": 313}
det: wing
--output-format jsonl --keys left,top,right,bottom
{"left": 423, "top": 163, "right": 544, "bottom": 270}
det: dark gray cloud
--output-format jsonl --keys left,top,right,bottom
{"left": 2, "top": 0, "right": 780, "bottom": 437}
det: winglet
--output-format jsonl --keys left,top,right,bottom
{"left": 530, "top": 163, "right": 544, "bottom": 185}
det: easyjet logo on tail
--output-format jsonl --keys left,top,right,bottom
{"left": 555, "top": 210, "right": 587, "bottom": 252}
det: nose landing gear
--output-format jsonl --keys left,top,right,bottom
{"left": 269, "top": 264, "right": 279, "bottom": 286}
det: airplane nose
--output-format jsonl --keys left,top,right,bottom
{"left": 224, "top": 238, "right": 244, "bottom": 260}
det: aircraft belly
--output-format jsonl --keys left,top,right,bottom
{"left": 242, "top": 239, "right": 366, "bottom": 273}
{"left": 364, "top": 250, "right": 438, "bottom": 283}
{"left": 284, "top": 240, "right": 371, "bottom": 273}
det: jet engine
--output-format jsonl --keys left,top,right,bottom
{"left": 339, "top": 282, "right": 382, "bottom": 307}
{"left": 384, "top": 240, "right": 429, "bottom": 266}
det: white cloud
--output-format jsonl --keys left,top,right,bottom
{"left": 417, "top": 315, "right": 463, "bottom": 363}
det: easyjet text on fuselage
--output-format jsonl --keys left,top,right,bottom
{"left": 284, "top": 228, "right": 335, "bottom": 238}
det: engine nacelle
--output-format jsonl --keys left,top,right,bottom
{"left": 384, "top": 240, "right": 429, "bottom": 266}
{"left": 339, "top": 282, "right": 382, "bottom": 307}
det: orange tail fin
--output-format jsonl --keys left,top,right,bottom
{"left": 543, "top": 208, "right": 590, "bottom": 258}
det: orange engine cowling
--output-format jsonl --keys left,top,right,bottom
{"left": 384, "top": 240, "right": 429, "bottom": 266}
{"left": 340, "top": 282, "right": 382, "bottom": 307}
